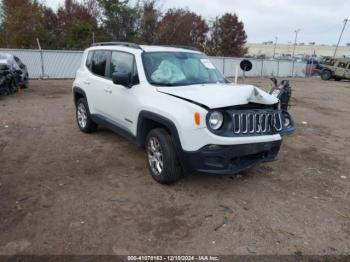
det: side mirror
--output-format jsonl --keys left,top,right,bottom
{"left": 112, "top": 72, "right": 131, "bottom": 88}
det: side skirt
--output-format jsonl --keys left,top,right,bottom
{"left": 90, "top": 114, "right": 139, "bottom": 146}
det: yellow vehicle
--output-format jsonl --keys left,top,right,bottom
{"left": 320, "top": 57, "right": 350, "bottom": 81}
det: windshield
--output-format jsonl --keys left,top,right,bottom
{"left": 142, "top": 52, "right": 226, "bottom": 86}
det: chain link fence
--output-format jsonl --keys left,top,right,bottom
{"left": 0, "top": 48, "right": 308, "bottom": 79}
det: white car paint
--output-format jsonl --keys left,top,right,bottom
{"left": 73, "top": 45, "right": 282, "bottom": 152}
{"left": 157, "top": 83, "right": 278, "bottom": 109}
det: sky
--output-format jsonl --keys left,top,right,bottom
{"left": 44, "top": 0, "right": 350, "bottom": 46}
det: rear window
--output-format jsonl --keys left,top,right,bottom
{"left": 91, "top": 50, "right": 109, "bottom": 77}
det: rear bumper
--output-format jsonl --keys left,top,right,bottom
{"left": 179, "top": 140, "right": 282, "bottom": 175}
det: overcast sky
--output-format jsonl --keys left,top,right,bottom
{"left": 45, "top": 0, "right": 350, "bottom": 45}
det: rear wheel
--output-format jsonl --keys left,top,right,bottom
{"left": 145, "top": 128, "right": 182, "bottom": 184}
{"left": 76, "top": 98, "right": 98, "bottom": 133}
{"left": 334, "top": 77, "right": 342, "bottom": 81}
{"left": 321, "top": 70, "right": 332, "bottom": 80}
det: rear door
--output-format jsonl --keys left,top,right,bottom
{"left": 85, "top": 50, "right": 111, "bottom": 116}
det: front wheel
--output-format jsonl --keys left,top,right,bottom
{"left": 321, "top": 70, "right": 332, "bottom": 80}
{"left": 145, "top": 128, "right": 182, "bottom": 184}
{"left": 76, "top": 98, "right": 98, "bottom": 133}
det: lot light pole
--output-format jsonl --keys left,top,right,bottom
{"left": 273, "top": 36, "right": 278, "bottom": 59}
{"left": 333, "top": 19, "right": 348, "bottom": 59}
{"left": 291, "top": 29, "right": 301, "bottom": 77}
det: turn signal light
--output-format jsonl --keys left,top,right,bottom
{"left": 194, "top": 112, "right": 200, "bottom": 126}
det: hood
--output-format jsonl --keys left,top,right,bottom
{"left": 157, "top": 83, "right": 278, "bottom": 109}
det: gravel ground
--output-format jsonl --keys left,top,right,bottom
{"left": 0, "top": 78, "right": 349, "bottom": 255}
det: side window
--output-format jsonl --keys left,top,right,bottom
{"left": 85, "top": 51, "right": 93, "bottom": 69}
{"left": 338, "top": 62, "right": 348, "bottom": 69}
{"left": 110, "top": 51, "right": 139, "bottom": 84}
{"left": 91, "top": 50, "right": 108, "bottom": 77}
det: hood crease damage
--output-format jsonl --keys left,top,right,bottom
{"left": 157, "top": 84, "right": 278, "bottom": 109}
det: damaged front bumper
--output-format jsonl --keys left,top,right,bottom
{"left": 180, "top": 140, "right": 282, "bottom": 175}
{"left": 178, "top": 111, "right": 295, "bottom": 176}
{"left": 280, "top": 110, "right": 296, "bottom": 136}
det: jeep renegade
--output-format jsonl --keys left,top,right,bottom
{"left": 73, "top": 42, "right": 295, "bottom": 184}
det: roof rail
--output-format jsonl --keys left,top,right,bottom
{"left": 162, "top": 45, "right": 200, "bottom": 51}
{"left": 91, "top": 42, "right": 143, "bottom": 50}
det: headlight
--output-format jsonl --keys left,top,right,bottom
{"left": 208, "top": 111, "right": 224, "bottom": 130}
{"left": 271, "top": 89, "right": 281, "bottom": 97}
{"left": 282, "top": 112, "right": 292, "bottom": 128}
{"left": 283, "top": 116, "right": 291, "bottom": 127}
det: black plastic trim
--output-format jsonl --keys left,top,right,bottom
{"left": 72, "top": 86, "right": 86, "bottom": 105}
{"left": 90, "top": 114, "right": 137, "bottom": 144}
{"left": 181, "top": 140, "right": 282, "bottom": 175}
{"left": 92, "top": 42, "right": 143, "bottom": 51}
{"left": 137, "top": 111, "right": 182, "bottom": 148}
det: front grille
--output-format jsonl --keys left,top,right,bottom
{"left": 232, "top": 111, "right": 282, "bottom": 135}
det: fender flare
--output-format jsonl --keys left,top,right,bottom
{"left": 136, "top": 110, "right": 183, "bottom": 152}
{"left": 72, "top": 86, "right": 87, "bottom": 105}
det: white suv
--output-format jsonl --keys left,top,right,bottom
{"left": 73, "top": 42, "right": 295, "bottom": 184}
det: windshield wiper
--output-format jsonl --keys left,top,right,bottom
{"left": 149, "top": 81, "right": 177, "bottom": 86}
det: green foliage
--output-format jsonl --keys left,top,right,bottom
{"left": 0, "top": 0, "right": 248, "bottom": 56}
{"left": 207, "top": 13, "right": 248, "bottom": 57}
{"left": 68, "top": 22, "right": 94, "bottom": 49}
{"left": 97, "top": 0, "right": 138, "bottom": 41}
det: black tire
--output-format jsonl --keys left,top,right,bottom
{"left": 21, "top": 74, "right": 29, "bottom": 88}
{"left": 145, "top": 128, "right": 182, "bottom": 184}
{"left": 9, "top": 79, "right": 17, "bottom": 93}
{"left": 334, "top": 77, "right": 342, "bottom": 81}
{"left": 76, "top": 98, "right": 98, "bottom": 133}
{"left": 321, "top": 70, "right": 332, "bottom": 80}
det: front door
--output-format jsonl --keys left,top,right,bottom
{"left": 103, "top": 51, "right": 140, "bottom": 132}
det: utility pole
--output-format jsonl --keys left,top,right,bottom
{"left": 36, "top": 38, "right": 45, "bottom": 79}
{"left": 333, "top": 19, "right": 348, "bottom": 58}
{"left": 291, "top": 29, "right": 301, "bottom": 77}
{"left": 273, "top": 36, "right": 278, "bottom": 59}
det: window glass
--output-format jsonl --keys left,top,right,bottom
{"left": 91, "top": 50, "right": 108, "bottom": 77}
{"left": 338, "top": 62, "right": 348, "bottom": 68}
{"left": 110, "top": 51, "right": 139, "bottom": 84}
{"left": 142, "top": 52, "right": 225, "bottom": 86}
{"left": 86, "top": 51, "right": 93, "bottom": 69}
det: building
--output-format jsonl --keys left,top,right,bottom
{"left": 246, "top": 43, "right": 350, "bottom": 58}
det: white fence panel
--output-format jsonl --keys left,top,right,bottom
{"left": 0, "top": 48, "right": 307, "bottom": 79}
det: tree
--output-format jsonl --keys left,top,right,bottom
{"left": 0, "top": 0, "right": 46, "bottom": 48}
{"left": 137, "top": 0, "right": 160, "bottom": 44}
{"left": 97, "top": 0, "right": 138, "bottom": 42}
{"left": 155, "top": 8, "right": 209, "bottom": 51}
{"left": 38, "top": 5, "right": 60, "bottom": 49}
{"left": 56, "top": 0, "right": 98, "bottom": 49}
{"left": 207, "top": 13, "right": 247, "bottom": 57}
